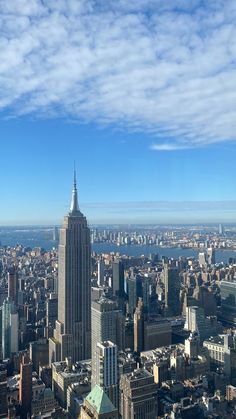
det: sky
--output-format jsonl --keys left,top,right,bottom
{"left": 0, "top": 0, "right": 236, "bottom": 225}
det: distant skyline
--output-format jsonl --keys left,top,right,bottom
{"left": 1, "top": 1, "right": 236, "bottom": 224}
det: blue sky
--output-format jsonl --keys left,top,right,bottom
{"left": 0, "top": 0, "right": 236, "bottom": 224}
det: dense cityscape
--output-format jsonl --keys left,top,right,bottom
{"left": 1, "top": 1, "right": 236, "bottom": 418}
{"left": 90, "top": 224, "right": 236, "bottom": 249}
{"left": 0, "top": 177, "right": 236, "bottom": 418}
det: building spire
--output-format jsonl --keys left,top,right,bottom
{"left": 70, "top": 166, "right": 79, "bottom": 214}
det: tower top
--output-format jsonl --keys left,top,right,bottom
{"left": 69, "top": 169, "right": 80, "bottom": 214}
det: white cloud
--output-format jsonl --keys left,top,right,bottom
{"left": 0, "top": 0, "right": 236, "bottom": 149}
{"left": 150, "top": 143, "right": 193, "bottom": 151}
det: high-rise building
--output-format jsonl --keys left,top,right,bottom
{"left": 46, "top": 293, "right": 58, "bottom": 338}
{"left": 185, "top": 332, "right": 199, "bottom": 358}
{"left": 144, "top": 318, "right": 171, "bottom": 350}
{"left": 219, "top": 223, "right": 224, "bottom": 236}
{"left": 94, "top": 341, "right": 119, "bottom": 408}
{"left": 220, "top": 279, "right": 236, "bottom": 326}
{"left": 163, "top": 265, "right": 181, "bottom": 317}
{"left": 134, "top": 298, "right": 144, "bottom": 353}
{"left": 2, "top": 298, "right": 18, "bottom": 358}
{"left": 49, "top": 173, "right": 91, "bottom": 362}
{"left": 29, "top": 339, "right": 49, "bottom": 373}
{"left": 19, "top": 355, "right": 32, "bottom": 419}
{"left": 98, "top": 259, "right": 105, "bottom": 287}
{"left": 142, "top": 275, "right": 151, "bottom": 312}
{"left": 112, "top": 260, "right": 124, "bottom": 299}
{"left": 127, "top": 275, "right": 138, "bottom": 315}
{"left": 120, "top": 369, "right": 158, "bottom": 419}
{"left": 153, "top": 359, "right": 169, "bottom": 386}
{"left": 53, "top": 225, "right": 59, "bottom": 242}
{"left": 7, "top": 267, "right": 18, "bottom": 306}
{"left": 185, "top": 306, "right": 217, "bottom": 343}
{"left": 91, "top": 297, "right": 124, "bottom": 386}
{"left": 198, "top": 252, "right": 207, "bottom": 267}
{"left": 207, "top": 247, "right": 216, "bottom": 265}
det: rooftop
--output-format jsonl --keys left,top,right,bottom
{"left": 85, "top": 385, "right": 116, "bottom": 414}
{"left": 126, "top": 368, "right": 153, "bottom": 381}
{"left": 203, "top": 336, "right": 224, "bottom": 345}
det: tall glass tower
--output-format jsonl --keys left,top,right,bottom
{"left": 49, "top": 172, "right": 91, "bottom": 363}
{"left": 2, "top": 298, "right": 18, "bottom": 358}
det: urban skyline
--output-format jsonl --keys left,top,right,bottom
{"left": 1, "top": 170, "right": 236, "bottom": 418}
{"left": 1, "top": 0, "right": 236, "bottom": 225}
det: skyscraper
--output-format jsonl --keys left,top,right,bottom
{"left": 91, "top": 297, "right": 124, "bottom": 386}
{"left": 207, "top": 247, "right": 216, "bottom": 265}
{"left": 2, "top": 298, "right": 18, "bottom": 359}
{"left": 163, "top": 265, "right": 181, "bottom": 317}
{"left": 46, "top": 293, "right": 58, "bottom": 338}
{"left": 7, "top": 267, "right": 18, "bottom": 306}
{"left": 97, "top": 258, "right": 105, "bottom": 287}
{"left": 94, "top": 341, "right": 119, "bottom": 408}
{"left": 220, "top": 279, "right": 236, "bottom": 326}
{"left": 219, "top": 223, "right": 224, "bottom": 235}
{"left": 134, "top": 298, "right": 144, "bottom": 353}
{"left": 19, "top": 355, "right": 32, "bottom": 419}
{"left": 112, "top": 260, "right": 124, "bottom": 299}
{"left": 49, "top": 172, "right": 91, "bottom": 363}
{"left": 127, "top": 274, "right": 138, "bottom": 315}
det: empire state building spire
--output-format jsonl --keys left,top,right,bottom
{"left": 70, "top": 169, "right": 79, "bottom": 214}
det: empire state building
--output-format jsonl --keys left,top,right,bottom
{"left": 49, "top": 173, "right": 91, "bottom": 363}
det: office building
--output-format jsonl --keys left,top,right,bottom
{"left": 7, "top": 267, "right": 18, "bottom": 306}
{"left": 144, "top": 318, "right": 171, "bottom": 350}
{"left": 19, "top": 355, "right": 32, "bottom": 418}
{"left": 30, "top": 339, "right": 49, "bottom": 373}
{"left": 134, "top": 298, "right": 144, "bottom": 353}
{"left": 112, "top": 260, "right": 124, "bottom": 299}
{"left": 94, "top": 341, "right": 118, "bottom": 408}
{"left": 91, "top": 297, "right": 124, "bottom": 386}
{"left": 203, "top": 336, "right": 225, "bottom": 367}
{"left": 220, "top": 279, "right": 236, "bottom": 326}
{"left": 185, "top": 332, "right": 199, "bottom": 358}
{"left": 185, "top": 305, "right": 217, "bottom": 343}
{"left": 98, "top": 259, "right": 105, "bottom": 287}
{"left": 53, "top": 226, "right": 59, "bottom": 242}
{"left": 127, "top": 275, "right": 138, "bottom": 315}
{"left": 120, "top": 369, "right": 158, "bottom": 419}
{"left": 153, "top": 359, "right": 169, "bottom": 386}
{"left": 207, "top": 248, "right": 216, "bottom": 265}
{"left": 219, "top": 223, "right": 224, "bottom": 236}
{"left": 163, "top": 265, "right": 181, "bottom": 316}
{"left": 46, "top": 293, "right": 58, "bottom": 338}
{"left": 49, "top": 172, "right": 91, "bottom": 362}
{"left": 2, "top": 298, "right": 18, "bottom": 358}
{"left": 142, "top": 275, "right": 151, "bottom": 312}
{"left": 193, "top": 285, "right": 217, "bottom": 316}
